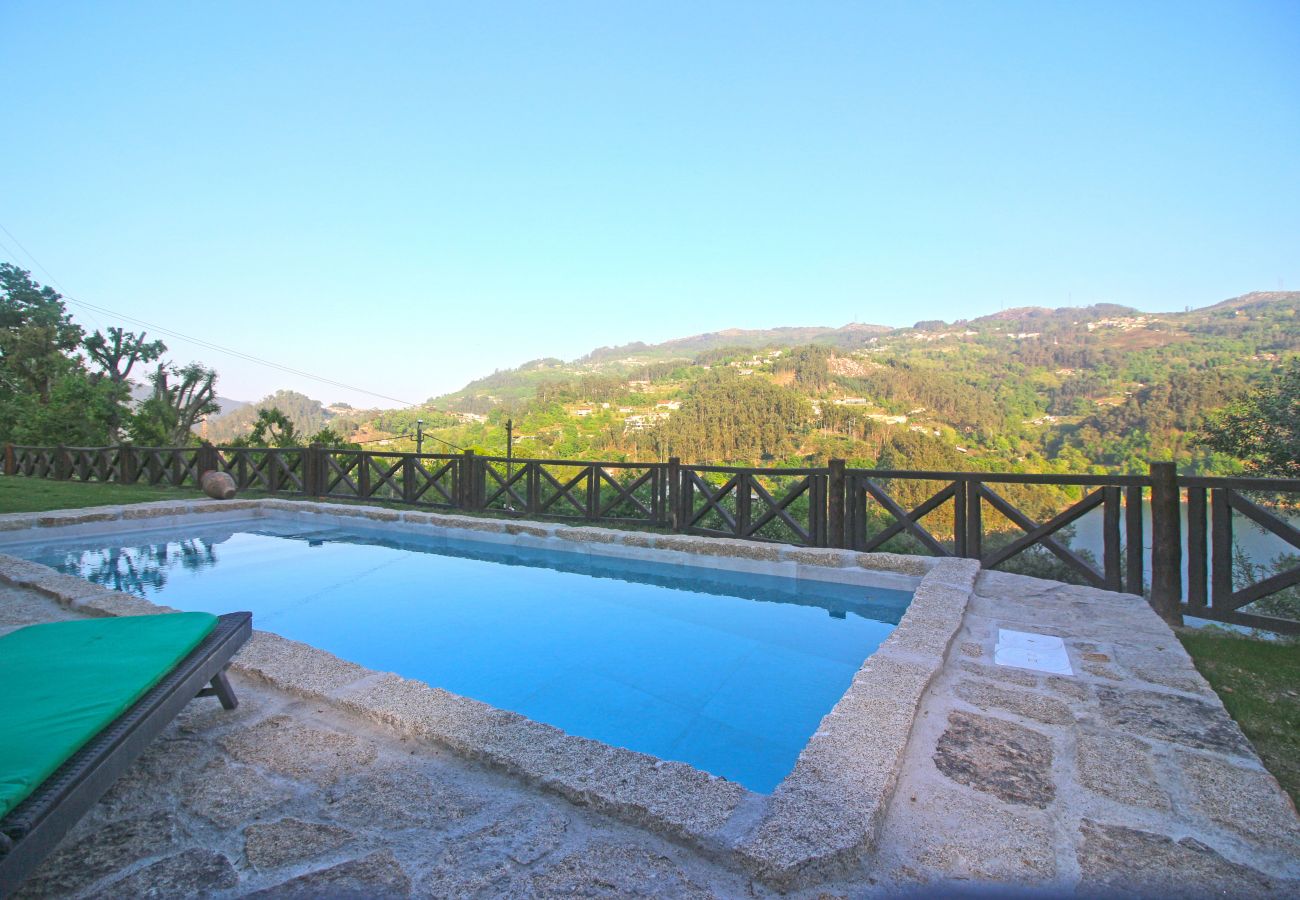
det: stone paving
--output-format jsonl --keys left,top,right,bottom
{"left": 870, "top": 570, "right": 1300, "bottom": 896}
{"left": 3, "top": 563, "right": 1300, "bottom": 896}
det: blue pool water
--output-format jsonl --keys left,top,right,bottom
{"left": 13, "top": 521, "right": 912, "bottom": 792}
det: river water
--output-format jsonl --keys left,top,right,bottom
{"left": 1067, "top": 499, "right": 1298, "bottom": 598}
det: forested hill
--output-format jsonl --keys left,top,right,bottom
{"left": 213, "top": 291, "right": 1299, "bottom": 476}
{"left": 201, "top": 391, "right": 378, "bottom": 444}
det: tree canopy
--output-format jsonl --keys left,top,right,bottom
{"left": 0, "top": 264, "right": 220, "bottom": 446}
{"left": 1201, "top": 360, "right": 1300, "bottom": 478}
{"left": 653, "top": 372, "right": 809, "bottom": 462}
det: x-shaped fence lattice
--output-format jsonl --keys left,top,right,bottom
{"left": 480, "top": 461, "right": 660, "bottom": 523}
{"left": 848, "top": 474, "right": 1127, "bottom": 591}
{"left": 682, "top": 469, "right": 819, "bottom": 545}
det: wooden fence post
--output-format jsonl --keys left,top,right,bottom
{"left": 526, "top": 462, "right": 540, "bottom": 516}
{"left": 119, "top": 444, "right": 137, "bottom": 485}
{"left": 666, "top": 458, "right": 681, "bottom": 530}
{"left": 197, "top": 441, "right": 218, "bottom": 476}
{"left": 1149, "top": 462, "right": 1183, "bottom": 625}
{"left": 736, "top": 472, "right": 753, "bottom": 539}
{"left": 966, "top": 480, "right": 983, "bottom": 561}
{"left": 680, "top": 464, "right": 695, "bottom": 532}
{"left": 267, "top": 449, "right": 282, "bottom": 495}
{"left": 460, "top": 450, "right": 477, "bottom": 510}
{"left": 1210, "top": 488, "right": 1233, "bottom": 608}
{"left": 301, "top": 446, "right": 314, "bottom": 497}
{"left": 586, "top": 465, "right": 599, "bottom": 520}
{"left": 305, "top": 444, "right": 325, "bottom": 496}
{"left": 1125, "top": 485, "right": 1145, "bottom": 596}
{"left": 357, "top": 451, "right": 371, "bottom": 499}
{"left": 1102, "top": 485, "right": 1122, "bottom": 591}
{"left": 402, "top": 454, "right": 416, "bottom": 504}
{"left": 953, "top": 478, "right": 968, "bottom": 557}
{"left": 55, "top": 445, "right": 70, "bottom": 480}
{"left": 3, "top": 443, "right": 14, "bottom": 477}
{"left": 1185, "top": 487, "right": 1208, "bottom": 608}
{"left": 827, "top": 459, "right": 846, "bottom": 548}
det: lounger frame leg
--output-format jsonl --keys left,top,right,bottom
{"left": 197, "top": 666, "right": 239, "bottom": 710}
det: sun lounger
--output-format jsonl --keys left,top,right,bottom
{"left": 0, "top": 611, "right": 252, "bottom": 893}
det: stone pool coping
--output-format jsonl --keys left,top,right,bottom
{"left": 0, "top": 498, "right": 980, "bottom": 888}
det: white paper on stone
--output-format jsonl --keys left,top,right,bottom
{"left": 994, "top": 628, "right": 1073, "bottom": 675}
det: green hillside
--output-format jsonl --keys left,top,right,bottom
{"left": 211, "top": 291, "right": 1300, "bottom": 477}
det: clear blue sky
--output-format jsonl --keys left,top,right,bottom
{"left": 2, "top": 1, "right": 1297, "bottom": 407}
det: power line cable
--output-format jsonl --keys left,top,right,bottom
{"left": 0, "top": 224, "right": 68, "bottom": 291}
{"left": 0, "top": 225, "right": 107, "bottom": 331}
{"left": 64, "top": 295, "right": 421, "bottom": 407}
{"left": 0, "top": 236, "right": 21, "bottom": 269}
{"left": 0, "top": 221, "right": 422, "bottom": 407}
{"left": 66, "top": 296, "right": 467, "bottom": 450}
{"left": 0, "top": 222, "right": 467, "bottom": 450}
{"left": 352, "top": 422, "right": 464, "bottom": 452}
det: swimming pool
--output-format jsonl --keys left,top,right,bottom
{"left": 9, "top": 518, "right": 912, "bottom": 793}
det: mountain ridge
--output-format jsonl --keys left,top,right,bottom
{"left": 201, "top": 289, "right": 1298, "bottom": 478}
{"left": 426, "top": 290, "right": 1298, "bottom": 410}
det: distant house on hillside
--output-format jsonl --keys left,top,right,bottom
{"left": 571, "top": 406, "right": 594, "bottom": 417}
{"left": 1086, "top": 315, "right": 1150, "bottom": 332}
{"left": 622, "top": 412, "right": 669, "bottom": 433}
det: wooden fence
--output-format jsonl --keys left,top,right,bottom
{"left": 5, "top": 443, "right": 1298, "bottom": 634}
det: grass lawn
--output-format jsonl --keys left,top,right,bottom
{"left": 0, "top": 476, "right": 201, "bottom": 513}
{"left": 1179, "top": 629, "right": 1300, "bottom": 807}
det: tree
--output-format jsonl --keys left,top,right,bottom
{"left": 1200, "top": 360, "right": 1300, "bottom": 478}
{"left": 2, "top": 372, "right": 119, "bottom": 445}
{"left": 774, "top": 345, "right": 832, "bottom": 390}
{"left": 305, "top": 425, "right": 357, "bottom": 448}
{"left": 0, "top": 264, "right": 121, "bottom": 444}
{"left": 247, "top": 407, "right": 297, "bottom": 447}
{"left": 204, "top": 390, "right": 331, "bottom": 443}
{"left": 654, "top": 372, "right": 809, "bottom": 461}
{"left": 0, "top": 263, "right": 83, "bottom": 402}
{"left": 131, "top": 362, "right": 220, "bottom": 445}
{"left": 84, "top": 327, "right": 167, "bottom": 440}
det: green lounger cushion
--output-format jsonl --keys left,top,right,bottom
{"left": 0, "top": 612, "right": 218, "bottom": 819}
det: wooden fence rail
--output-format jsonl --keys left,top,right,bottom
{"left": 5, "top": 442, "right": 1298, "bottom": 634}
